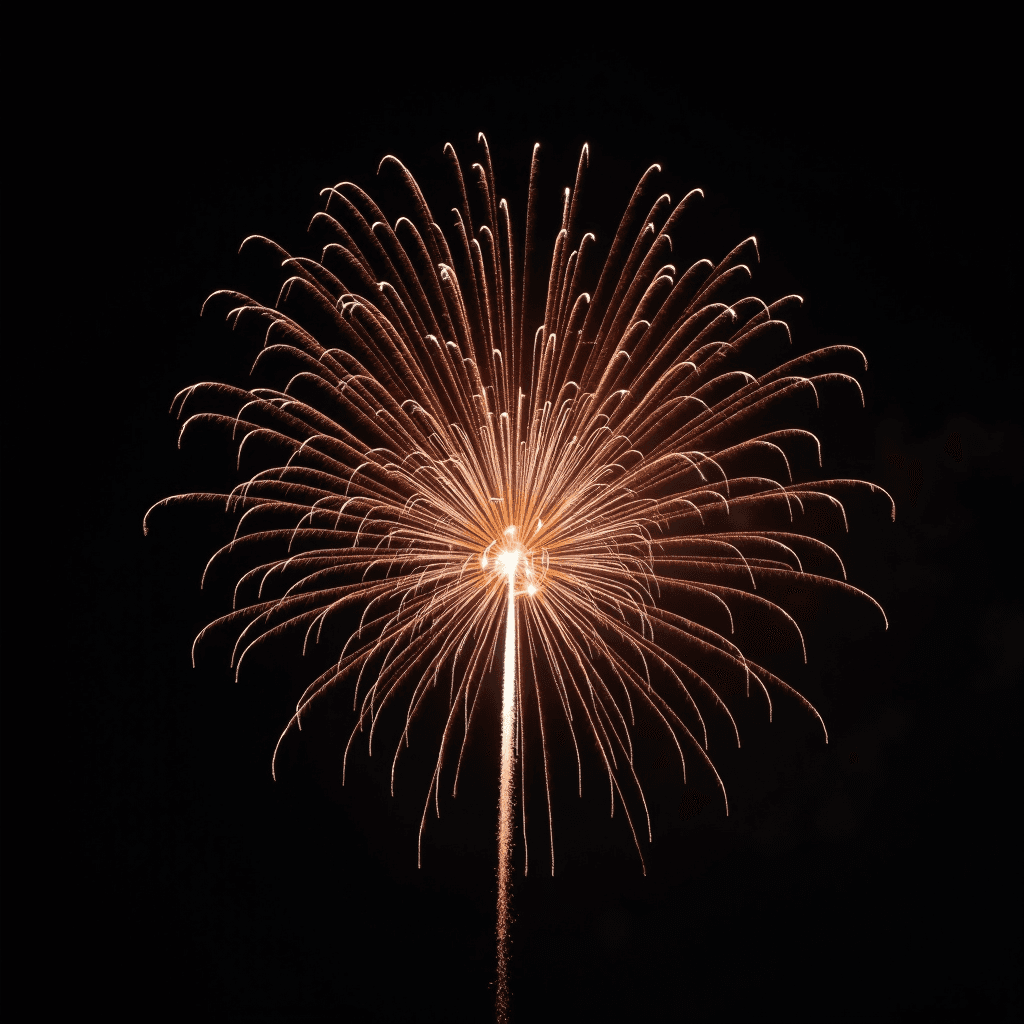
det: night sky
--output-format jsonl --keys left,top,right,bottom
{"left": 4, "top": 28, "right": 1019, "bottom": 1023}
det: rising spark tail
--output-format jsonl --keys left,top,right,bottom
{"left": 496, "top": 572, "right": 516, "bottom": 1022}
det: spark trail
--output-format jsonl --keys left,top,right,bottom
{"left": 498, "top": 544, "right": 517, "bottom": 1021}
{"left": 145, "top": 135, "right": 892, "bottom": 1022}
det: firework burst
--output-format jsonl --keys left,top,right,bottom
{"left": 145, "top": 136, "right": 891, "bottom": 1020}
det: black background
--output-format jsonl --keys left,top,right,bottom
{"left": 3, "top": 22, "right": 1020, "bottom": 1023}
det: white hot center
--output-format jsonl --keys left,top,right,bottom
{"left": 497, "top": 549, "right": 519, "bottom": 576}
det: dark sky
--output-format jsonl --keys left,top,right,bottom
{"left": 4, "top": 27, "right": 1020, "bottom": 1024}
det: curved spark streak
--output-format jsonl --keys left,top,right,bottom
{"left": 146, "top": 137, "right": 891, "bottom": 1022}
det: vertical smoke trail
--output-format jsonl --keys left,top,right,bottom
{"left": 496, "top": 566, "right": 517, "bottom": 1022}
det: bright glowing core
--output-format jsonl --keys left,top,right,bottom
{"left": 498, "top": 549, "right": 519, "bottom": 575}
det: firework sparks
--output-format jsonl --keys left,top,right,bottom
{"left": 145, "top": 136, "right": 891, "bottom": 1021}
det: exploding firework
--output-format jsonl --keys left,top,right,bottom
{"left": 145, "top": 136, "right": 891, "bottom": 1021}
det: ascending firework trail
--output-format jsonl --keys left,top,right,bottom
{"left": 146, "top": 136, "right": 891, "bottom": 1022}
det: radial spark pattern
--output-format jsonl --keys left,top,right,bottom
{"left": 146, "top": 136, "right": 891, "bottom": 879}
